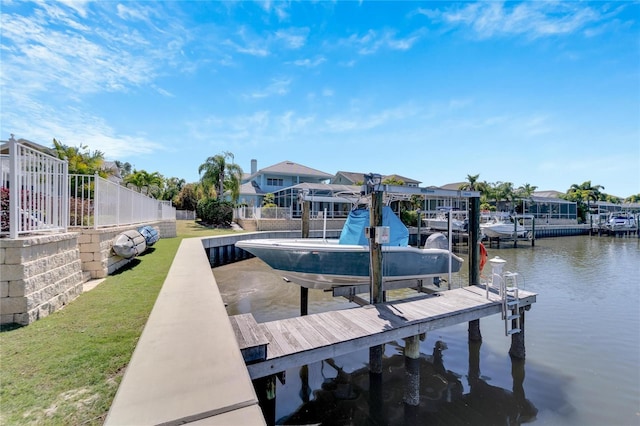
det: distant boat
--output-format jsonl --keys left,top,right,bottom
{"left": 480, "top": 215, "right": 527, "bottom": 239}
{"left": 604, "top": 213, "right": 636, "bottom": 231}
{"left": 424, "top": 208, "right": 467, "bottom": 232}
{"left": 236, "top": 206, "right": 463, "bottom": 290}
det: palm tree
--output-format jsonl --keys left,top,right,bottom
{"left": 516, "top": 183, "right": 538, "bottom": 214}
{"left": 493, "top": 181, "right": 516, "bottom": 212}
{"left": 52, "top": 138, "right": 107, "bottom": 176}
{"left": 198, "top": 152, "right": 243, "bottom": 202}
{"left": 163, "top": 177, "right": 186, "bottom": 202}
{"left": 459, "top": 174, "right": 480, "bottom": 191}
{"left": 114, "top": 160, "right": 133, "bottom": 179}
{"left": 124, "top": 170, "right": 164, "bottom": 197}
{"left": 567, "top": 181, "right": 604, "bottom": 223}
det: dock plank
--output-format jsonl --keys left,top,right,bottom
{"left": 230, "top": 313, "right": 269, "bottom": 349}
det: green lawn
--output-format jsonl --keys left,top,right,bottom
{"left": 0, "top": 221, "right": 237, "bottom": 425}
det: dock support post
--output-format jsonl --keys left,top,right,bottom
{"left": 369, "top": 362, "right": 384, "bottom": 423}
{"left": 468, "top": 196, "right": 482, "bottom": 342}
{"left": 254, "top": 375, "right": 276, "bottom": 426}
{"left": 403, "top": 335, "right": 421, "bottom": 407}
{"left": 300, "top": 200, "right": 310, "bottom": 316}
{"left": 509, "top": 307, "right": 526, "bottom": 359}
{"left": 369, "top": 345, "right": 383, "bottom": 374}
{"left": 369, "top": 186, "right": 385, "bottom": 375}
{"left": 370, "top": 189, "right": 384, "bottom": 304}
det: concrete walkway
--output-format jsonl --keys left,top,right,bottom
{"left": 105, "top": 237, "right": 264, "bottom": 425}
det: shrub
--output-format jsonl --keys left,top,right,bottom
{"left": 1, "top": 187, "right": 8, "bottom": 231}
{"left": 196, "top": 198, "right": 233, "bottom": 226}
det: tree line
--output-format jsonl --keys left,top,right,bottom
{"left": 458, "top": 174, "right": 640, "bottom": 223}
{"left": 51, "top": 140, "right": 639, "bottom": 223}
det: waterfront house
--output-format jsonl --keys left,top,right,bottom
{"left": 237, "top": 159, "right": 333, "bottom": 207}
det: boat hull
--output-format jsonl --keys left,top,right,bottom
{"left": 480, "top": 223, "right": 527, "bottom": 239}
{"left": 425, "top": 219, "right": 466, "bottom": 232}
{"left": 236, "top": 239, "right": 463, "bottom": 290}
{"left": 604, "top": 215, "right": 636, "bottom": 231}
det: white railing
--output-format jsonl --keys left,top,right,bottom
{"left": 176, "top": 210, "right": 196, "bottom": 220}
{"left": 234, "top": 205, "right": 351, "bottom": 220}
{"left": 1, "top": 136, "right": 175, "bottom": 238}
{"left": 69, "top": 174, "right": 175, "bottom": 228}
{"left": 1, "top": 137, "right": 68, "bottom": 238}
{"left": 234, "top": 205, "right": 293, "bottom": 220}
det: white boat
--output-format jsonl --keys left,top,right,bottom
{"left": 480, "top": 215, "right": 527, "bottom": 239}
{"left": 604, "top": 213, "right": 636, "bottom": 231}
{"left": 236, "top": 206, "right": 463, "bottom": 290}
{"left": 424, "top": 208, "right": 467, "bottom": 232}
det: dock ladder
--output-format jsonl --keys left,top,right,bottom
{"left": 502, "top": 272, "right": 521, "bottom": 336}
{"left": 486, "top": 257, "right": 522, "bottom": 336}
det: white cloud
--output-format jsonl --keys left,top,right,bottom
{"left": 225, "top": 26, "right": 270, "bottom": 57}
{"left": 322, "top": 88, "right": 334, "bottom": 97}
{"left": 342, "top": 28, "right": 424, "bottom": 55}
{"left": 275, "top": 28, "right": 308, "bottom": 49}
{"left": 291, "top": 56, "right": 326, "bottom": 68}
{"left": 0, "top": 2, "right": 189, "bottom": 100}
{"left": 245, "top": 78, "right": 291, "bottom": 99}
{"left": 3, "top": 102, "right": 162, "bottom": 159}
{"left": 325, "top": 104, "right": 420, "bottom": 132}
{"left": 418, "top": 1, "right": 611, "bottom": 40}
{"left": 55, "top": 0, "right": 90, "bottom": 18}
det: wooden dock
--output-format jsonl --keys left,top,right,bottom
{"left": 230, "top": 285, "right": 537, "bottom": 379}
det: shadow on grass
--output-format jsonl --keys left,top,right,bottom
{"left": 138, "top": 247, "right": 156, "bottom": 256}
{"left": 110, "top": 258, "right": 142, "bottom": 275}
{"left": 0, "top": 323, "right": 25, "bottom": 332}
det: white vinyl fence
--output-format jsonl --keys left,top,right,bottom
{"left": 69, "top": 174, "right": 175, "bottom": 228}
{"left": 234, "top": 205, "right": 293, "bottom": 220}
{"left": 2, "top": 137, "right": 175, "bottom": 238}
{"left": 1, "top": 138, "right": 68, "bottom": 238}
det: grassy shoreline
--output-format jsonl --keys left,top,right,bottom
{"left": 0, "top": 221, "right": 237, "bottom": 425}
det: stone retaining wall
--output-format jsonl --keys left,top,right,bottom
{"left": 0, "top": 233, "right": 84, "bottom": 325}
{"left": 0, "top": 220, "right": 177, "bottom": 326}
{"left": 76, "top": 220, "right": 176, "bottom": 279}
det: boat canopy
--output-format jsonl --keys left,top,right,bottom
{"left": 338, "top": 206, "right": 409, "bottom": 246}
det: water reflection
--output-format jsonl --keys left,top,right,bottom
{"left": 215, "top": 236, "right": 640, "bottom": 425}
{"left": 278, "top": 339, "right": 537, "bottom": 425}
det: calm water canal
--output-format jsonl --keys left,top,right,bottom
{"left": 213, "top": 235, "right": 640, "bottom": 425}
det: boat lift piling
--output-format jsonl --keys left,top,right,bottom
{"left": 366, "top": 176, "right": 385, "bottom": 376}
{"left": 300, "top": 198, "right": 310, "bottom": 316}
{"left": 469, "top": 196, "right": 483, "bottom": 342}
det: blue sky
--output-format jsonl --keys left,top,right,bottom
{"left": 1, "top": 1, "right": 639, "bottom": 198}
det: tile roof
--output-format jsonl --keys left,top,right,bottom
{"left": 254, "top": 161, "right": 333, "bottom": 179}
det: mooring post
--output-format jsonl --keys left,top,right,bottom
{"left": 404, "top": 334, "right": 423, "bottom": 423}
{"left": 300, "top": 200, "right": 310, "bottom": 316}
{"left": 254, "top": 375, "right": 276, "bottom": 426}
{"left": 531, "top": 217, "right": 536, "bottom": 247}
{"left": 509, "top": 307, "right": 526, "bottom": 359}
{"left": 468, "top": 196, "right": 482, "bottom": 342}
{"left": 403, "top": 335, "right": 421, "bottom": 406}
{"left": 370, "top": 189, "right": 383, "bottom": 304}
{"left": 369, "top": 188, "right": 385, "bottom": 374}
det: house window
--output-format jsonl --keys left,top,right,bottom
{"left": 267, "top": 178, "right": 284, "bottom": 186}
